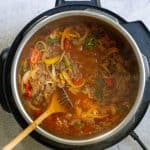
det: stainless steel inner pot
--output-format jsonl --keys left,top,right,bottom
{"left": 11, "top": 10, "right": 146, "bottom": 146}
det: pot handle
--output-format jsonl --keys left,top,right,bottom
{"left": 55, "top": 0, "right": 101, "bottom": 7}
{"left": 0, "top": 48, "right": 11, "bottom": 112}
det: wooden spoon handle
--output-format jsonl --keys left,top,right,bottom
{"left": 3, "top": 110, "right": 50, "bottom": 150}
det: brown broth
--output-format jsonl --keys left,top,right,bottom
{"left": 18, "top": 18, "right": 139, "bottom": 139}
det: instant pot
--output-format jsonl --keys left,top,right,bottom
{"left": 0, "top": 0, "right": 150, "bottom": 149}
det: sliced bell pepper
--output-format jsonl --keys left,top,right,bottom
{"left": 73, "top": 79, "right": 84, "bottom": 87}
{"left": 64, "top": 38, "right": 71, "bottom": 50}
{"left": 24, "top": 82, "right": 32, "bottom": 98}
{"left": 61, "top": 71, "right": 85, "bottom": 88}
{"left": 30, "top": 48, "right": 41, "bottom": 64}
{"left": 105, "top": 78, "right": 113, "bottom": 87}
{"left": 43, "top": 56, "right": 60, "bottom": 65}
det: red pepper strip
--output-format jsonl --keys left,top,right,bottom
{"left": 24, "top": 82, "right": 32, "bottom": 98}
{"left": 64, "top": 38, "right": 71, "bottom": 50}
{"left": 105, "top": 78, "right": 113, "bottom": 87}
{"left": 30, "top": 48, "right": 41, "bottom": 64}
{"left": 73, "top": 79, "right": 84, "bottom": 86}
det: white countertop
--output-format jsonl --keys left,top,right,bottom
{"left": 0, "top": 0, "right": 150, "bottom": 149}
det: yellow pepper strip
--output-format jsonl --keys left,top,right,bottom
{"left": 61, "top": 71, "right": 85, "bottom": 88}
{"left": 68, "top": 87, "right": 79, "bottom": 95}
{"left": 81, "top": 108, "right": 107, "bottom": 119}
{"left": 59, "top": 73, "right": 64, "bottom": 80}
{"left": 59, "top": 73, "right": 65, "bottom": 85}
{"left": 64, "top": 27, "right": 80, "bottom": 39}
{"left": 43, "top": 56, "right": 60, "bottom": 65}
{"left": 52, "top": 64, "right": 56, "bottom": 80}
{"left": 65, "top": 33, "right": 79, "bottom": 38}
{"left": 57, "top": 51, "right": 65, "bottom": 63}
{"left": 76, "top": 107, "right": 82, "bottom": 117}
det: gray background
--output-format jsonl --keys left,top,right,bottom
{"left": 0, "top": 0, "right": 150, "bottom": 149}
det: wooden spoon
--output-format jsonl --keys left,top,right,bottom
{"left": 3, "top": 92, "right": 67, "bottom": 150}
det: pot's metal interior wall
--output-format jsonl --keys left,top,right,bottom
{"left": 16, "top": 15, "right": 139, "bottom": 139}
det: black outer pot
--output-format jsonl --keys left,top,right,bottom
{"left": 0, "top": 0, "right": 150, "bottom": 149}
